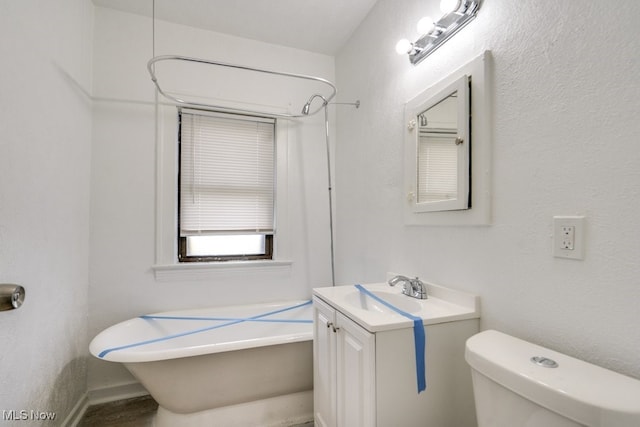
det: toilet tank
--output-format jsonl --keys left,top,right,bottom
{"left": 465, "top": 330, "right": 640, "bottom": 427}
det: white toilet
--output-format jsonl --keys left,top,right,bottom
{"left": 465, "top": 330, "right": 640, "bottom": 427}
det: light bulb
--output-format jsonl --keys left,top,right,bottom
{"left": 416, "top": 16, "right": 435, "bottom": 35}
{"left": 395, "top": 39, "right": 413, "bottom": 55}
{"left": 440, "top": 0, "right": 461, "bottom": 14}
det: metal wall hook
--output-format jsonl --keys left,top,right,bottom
{"left": 0, "top": 284, "right": 25, "bottom": 311}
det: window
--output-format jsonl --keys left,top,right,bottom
{"left": 178, "top": 109, "right": 275, "bottom": 262}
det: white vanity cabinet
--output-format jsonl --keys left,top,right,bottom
{"left": 313, "top": 283, "right": 481, "bottom": 427}
{"left": 313, "top": 296, "right": 375, "bottom": 427}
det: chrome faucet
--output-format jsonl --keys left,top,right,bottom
{"left": 388, "top": 275, "right": 428, "bottom": 299}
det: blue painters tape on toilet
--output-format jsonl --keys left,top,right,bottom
{"left": 98, "top": 300, "right": 312, "bottom": 359}
{"left": 355, "top": 284, "right": 426, "bottom": 393}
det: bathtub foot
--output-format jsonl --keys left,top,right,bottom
{"left": 153, "top": 390, "right": 313, "bottom": 427}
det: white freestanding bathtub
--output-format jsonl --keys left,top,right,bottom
{"left": 89, "top": 300, "right": 314, "bottom": 427}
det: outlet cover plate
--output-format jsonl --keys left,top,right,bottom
{"left": 553, "top": 216, "right": 585, "bottom": 260}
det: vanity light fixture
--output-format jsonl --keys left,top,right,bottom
{"left": 396, "top": 0, "right": 481, "bottom": 65}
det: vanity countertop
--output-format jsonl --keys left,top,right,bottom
{"left": 313, "top": 281, "right": 480, "bottom": 333}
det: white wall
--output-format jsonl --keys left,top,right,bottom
{"left": 88, "top": 7, "right": 336, "bottom": 392}
{"left": 0, "top": 0, "right": 93, "bottom": 422}
{"left": 335, "top": 0, "right": 640, "bottom": 379}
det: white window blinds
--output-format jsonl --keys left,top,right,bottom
{"left": 179, "top": 110, "right": 275, "bottom": 237}
{"left": 417, "top": 132, "right": 459, "bottom": 203}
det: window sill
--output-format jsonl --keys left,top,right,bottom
{"left": 152, "top": 260, "right": 293, "bottom": 282}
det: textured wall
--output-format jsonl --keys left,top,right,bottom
{"left": 0, "top": 0, "right": 93, "bottom": 423}
{"left": 335, "top": 0, "right": 640, "bottom": 379}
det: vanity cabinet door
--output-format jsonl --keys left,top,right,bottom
{"left": 335, "top": 312, "right": 375, "bottom": 427}
{"left": 313, "top": 297, "right": 337, "bottom": 427}
{"left": 313, "top": 297, "right": 376, "bottom": 427}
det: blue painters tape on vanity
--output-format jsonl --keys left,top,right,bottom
{"left": 98, "top": 300, "right": 312, "bottom": 359}
{"left": 355, "top": 284, "right": 426, "bottom": 393}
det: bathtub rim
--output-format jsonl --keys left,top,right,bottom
{"left": 89, "top": 299, "right": 313, "bottom": 363}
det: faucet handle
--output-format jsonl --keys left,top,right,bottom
{"left": 409, "top": 277, "right": 428, "bottom": 299}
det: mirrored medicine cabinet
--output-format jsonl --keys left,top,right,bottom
{"left": 403, "top": 51, "right": 491, "bottom": 226}
{"left": 411, "top": 75, "right": 470, "bottom": 212}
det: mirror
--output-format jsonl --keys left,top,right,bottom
{"left": 410, "top": 75, "right": 470, "bottom": 212}
{"left": 403, "top": 51, "right": 491, "bottom": 226}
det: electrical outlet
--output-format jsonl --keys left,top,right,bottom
{"left": 553, "top": 216, "right": 585, "bottom": 260}
{"left": 560, "top": 226, "right": 575, "bottom": 250}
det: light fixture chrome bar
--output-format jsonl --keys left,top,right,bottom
{"left": 409, "top": 0, "right": 480, "bottom": 65}
{"left": 147, "top": 55, "right": 337, "bottom": 119}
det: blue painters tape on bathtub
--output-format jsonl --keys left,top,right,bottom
{"left": 139, "top": 315, "right": 312, "bottom": 324}
{"left": 355, "top": 284, "right": 426, "bottom": 393}
{"left": 97, "top": 318, "right": 245, "bottom": 358}
{"left": 98, "top": 300, "right": 312, "bottom": 359}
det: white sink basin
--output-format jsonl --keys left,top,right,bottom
{"left": 344, "top": 290, "right": 422, "bottom": 314}
{"left": 313, "top": 282, "right": 480, "bottom": 332}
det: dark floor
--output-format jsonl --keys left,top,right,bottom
{"left": 78, "top": 395, "right": 157, "bottom": 427}
{"left": 78, "top": 395, "right": 315, "bottom": 426}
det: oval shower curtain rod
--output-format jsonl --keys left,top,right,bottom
{"left": 147, "top": 55, "right": 337, "bottom": 119}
